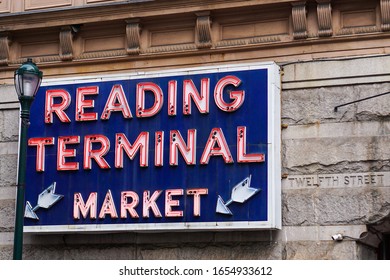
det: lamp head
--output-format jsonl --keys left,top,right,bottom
{"left": 14, "top": 58, "right": 43, "bottom": 99}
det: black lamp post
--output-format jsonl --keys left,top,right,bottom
{"left": 13, "top": 58, "right": 42, "bottom": 260}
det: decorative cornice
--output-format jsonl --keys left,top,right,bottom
{"left": 380, "top": 0, "right": 390, "bottom": 31}
{"left": 11, "top": 55, "right": 61, "bottom": 65}
{"left": 249, "top": 36, "right": 281, "bottom": 44}
{"left": 0, "top": 0, "right": 387, "bottom": 71}
{"left": 337, "top": 26, "right": 380, "bottom": 36}
{"left": 0, "top": 33, "right": 10, "bottom": 66}
{"left": 0, "top": 0, "right": 299, "bottom": 32}
{"left": 291, "top": 2, "right": 308, "bottom": 39}
{"left": 59, "top": 26, "right": 74, "bottom": 61}
{"left": 144, "top": 43, "right": 197, "bottom": 54}
{"left": 216, "top": 36, "right": 281, "bottom": 48}
{"left": 78, "top": 50, "right": 128, "bottom": 60}
{"left": 196, "top": 12, "right": 212, "bottom": 49}
{"left": 126, "top": 20, "right": 142, "bottom": 55}
{"left": 316, "top": 0, "right": 332, "bottom": 37}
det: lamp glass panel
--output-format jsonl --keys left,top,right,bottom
{"left": 14, "top": 74, "right": 23, "bottom": 98}
{"left": 21, "top": 73, "right": 40, "bottom": 97}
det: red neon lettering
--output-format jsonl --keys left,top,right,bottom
{"left": 183, "top": 78, "right": 209, "bottom": 115}
{"left": 115, "top": 132, "right": 149, "bottom": 168}
{"left": 165, "top": 189, "right": 184, "bottom": 217}
{"left": 136, "top": 82, "right": 163, "bottom": 118}
{"left": 143, "top": 190, "right": 163, "bottom": 218}
{"left": 186, "top": 188, "right": 208, "bottom": 217}
{"left": 237, "top": 126, "right": 265, "bottom": 163}
{"left": 120, "top": 191, "right": 139, "bottom": 218}
{"left": 98, "top": 189, "right": 118, "bottom": 219}
{"left": 83, "top": 134, "right": 111, "bottom": 169}
{"left": 57, "top": 136, "right": 80, "bottom": 171}
{"left": 28, "top": 137, "right": 54, "bottom": 172}
{"left": 214, "top": 75, "right": 245, "bottom": 112}
{"left": 76, "top": 86, "right": 99, "bottom": 121}
{"left": 169, "top": 129, "right": 197, "bottom": 166}
{"left": 155, "top": 131, "right": 164, "bottom": 167}
{"left": 168, "top": 80, "right": 177, "bottom": 116}
{"left": 45, "top": 89, "right": 71, "bottom": 123}
{"left": 73, "top": 192, "right": 97, "bottom": 219}
{"left": 101, "top": 84, "right": 132, "bottom": 120}
{"left": 200, "top": 128, "right": 233, "bottom": 164}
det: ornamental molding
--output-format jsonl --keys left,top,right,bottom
{"left": 126, "top": 19, "right": 142, "bottom": 55}
{"left": 0, "top": 33, "right": 10, "bottom": 66}
{"left": 59, "top": 26, "right": 74, "bottom": 61}
{"left": 316, "top": 0, "right": 332, "bottom": 37}
{"left": 196, "top": 12, "right": 212, "bottom": 49}
{"left": 291, "top": 1, "right": 308, "bottom": 39}
{"left": 0, "top": 0, "right": 389, "bottom": 70}
{"left": 78, "top": 50, "right": 127, "bottom": 60}
{"left": 216, "top": 36, "right": 281, "bottom": 48}
{"left": 0, "top": 0, "right": 286, "bottom": 32}
{"left": 144, "top": 44, "right": 197, "bottom": 54}
{"left": 381, "top": 0, "right": 390, "bottom": 31}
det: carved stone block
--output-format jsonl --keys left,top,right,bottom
{"left": 292, "top": 2, "right": 308, "bottom": 39}
{"left": 380, "top": 0, "right": 390, "bottom": 31}
{"left": 59, "top": 26, "right": 74, "bottom": 61}
{"left": 316, "top": 0, "right": 333, "bottom": 37}
{"left": 196, "top": 12, "right": 212, "bottom": 48}
{"left": 0, "top": 34, "right": 10, "bottom": 66}
{"left": 126, "top": 20, "right": 141, "bottom": 55}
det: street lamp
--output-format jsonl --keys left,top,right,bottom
{"left": 13, "top": 58, "right": 43, "bottom": 260}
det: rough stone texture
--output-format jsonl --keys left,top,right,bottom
{"left": 282, "top": 83, "right": 390, "bottom": 126}
{"left": 135, "top": 231, "right": 276, "bottom": 244}
{"left": 26, "top": 244, "right": 136, "bottom": 260}
{"left": 283, "top": 159, "right": 390, "bottom": 176}
{"left": 0, "top": 246, "right": 12, "bottom": 260}
{"left": 17, "top": 240, "right": 377, "bottom": 260}
{"left": 0, "top": 186, "right": 15, "bottom": 200}
{"left": 20, "top": 242, "right": 283, "bottom": 260}
{"left": 137, "top": 242, "right": 282, "bottom": 260}
{"left": 0, "top": 154, "right": 17, "bottom": 187}
{"left": 22, "top": 245, "right": 67, "bottom": 260}
{"left": 282, "top": 56, "right": 390, "bottom": 89}
{"left": 281, "top": 83, "right": 390, "bottom": 176}
{"left": 283, "top": 121, "right": 390, "bottom": 140}
{"left": 0, "top": 109, "right": 19, "bottom": 142}
{"left": 282, "top": 120, "right": 390, "bottom": 174}
{"left": 316, "top": 188, "right": 390, "bottom": 225}
{"left": 23, "top": 244, "right": 137, "bottom": 260}
{"left": 0, "top": 199, "right": 15, "bottom": 231}
{"left": 283, "top": 136, "right": 390, "bottom": 171}
{"left": 277, "top": 225, "right": 367, "bottom": 243}
{"left": 285, "top": 241, "right": 360, "bottom": 260}
{"left": 283, "top": 187, "right": 390, "bottom": 227}
{"left": 282, "top": 190, "right": 316, "bottom": 226}
{"left": 64, "top": 245, "right": 138, "bottom": 260}
{"left": 283, "top": 136, "right": 390, "bottom": 174}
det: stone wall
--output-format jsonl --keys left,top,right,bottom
{"left": 1, "top": 55, "right": 388, "bottom": 259}
{"left": 279, "top": 56, "right": 390, "bottom": 259}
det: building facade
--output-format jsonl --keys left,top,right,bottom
{"left": 1, "top": 0, "right": 390, "bottom": 259}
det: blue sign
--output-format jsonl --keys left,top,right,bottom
{"left": 24, "top": 62, "right": 281, "bottom": 232}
